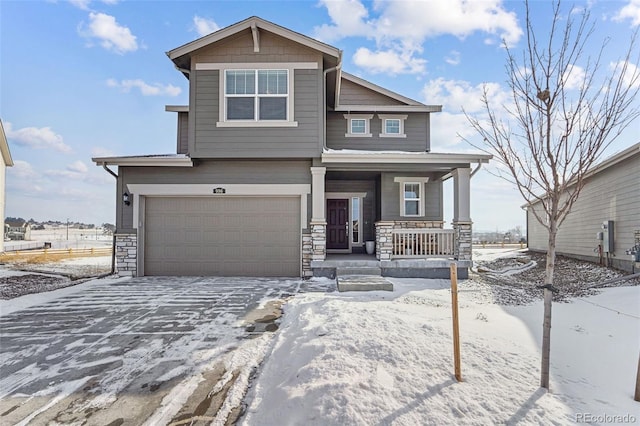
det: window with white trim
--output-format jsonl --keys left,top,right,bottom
{"left": 344, "top": 114, "right": 373, "bottom": 137}
{"left": 225, "top": 69, "right": 288, "bottom": 121}
{"left": 378, "top": 114, "right": 407, "bottom": 138}
{"left": 403, "top": 182, "right": 422, "bottom": 216}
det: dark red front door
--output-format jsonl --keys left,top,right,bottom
{"left": 327, "top": 199, "right": 349, "bottom": 250}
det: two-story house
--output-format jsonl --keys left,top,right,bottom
{"left": 93, "top": 16, "right": 491, "bottom": 279}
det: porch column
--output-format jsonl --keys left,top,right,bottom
{"left": 452, "top": 168, "right": 472, "bottom": 261}
{"left": 452, "top": 167, "right": 471, "bottom": 222}
{"left": 310, "top": 167, "right": 326, "bottom": 222}
{"left": 310, "top": 167, "right": 327, "bottom": 261}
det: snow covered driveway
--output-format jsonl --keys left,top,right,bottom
{"left": 0, "top": 275, "right": 309, "bottom": 425}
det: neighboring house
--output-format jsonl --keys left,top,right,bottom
{"left": 526, "top": 142, "right": 640, "bottom": 272}
{"left": 5, "top": 221, "right": 31, "bottom": 241}
{"left": 0, "top": 120, "right": 14, "bottom": 252}
{"left": 93, "top": 16, "right": 491, "bottom": 278}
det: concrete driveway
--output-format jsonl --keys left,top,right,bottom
{"left": 0, "top": 276, "right": 323, "bottom": 425}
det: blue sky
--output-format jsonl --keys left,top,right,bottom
{"left": 1, "top": 0, "right": 638, "bottom": 231}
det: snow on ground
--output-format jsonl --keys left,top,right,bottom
{"left": 242, "top": 250, "right": 639, "bottom": 425}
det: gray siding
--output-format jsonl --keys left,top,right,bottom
{"left": 380, "top": 173, "right": 443, "bottom": 221}
{"left": 117, "top": 160, "right": 311, "bottom": 231}
{"left": 527, "top": 153, "right": 639, "bottom": 271}
{"left": 177, "top": 112, "right": 188, "bottom": 154}
{"left": 339, "top": 79, "right": 404, "bottom": 105}
{"left": 326, "top": 112, "right": 429, "bottom": 151}
{"left": 326, "top": 180, "right": 377, "bottom": 243}
{"left": 191, "top": 69, "right": 322, "bottom": 158}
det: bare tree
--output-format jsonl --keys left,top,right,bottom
{"left": 464, "top": 0, "right": 639, "bottom": 390}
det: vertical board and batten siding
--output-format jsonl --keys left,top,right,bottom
{"left": 177, "top": 112, "right": 188, "bottom": 154}
{"left": 339, "top": 78, "right": 405, "bottom": 105}
{"left": 527, "top": 153, "right": 639, "bottom": 271}
{"left": 189, "top": 29, "right": 323, "bottom": 158}
{"left": 326, "top": 111, "right": 429, "bottom": 151}
{"left": 380, "top": 172, "right": 443, "bottom": 221}
{"left": 325, "top": 180, "right": 377, "bottom": 242}
{"left": 117, "top": 160, "right": 311, "bottom": 231}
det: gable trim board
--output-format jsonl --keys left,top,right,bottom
{"left": 167, "top": 16, "right": 341, "bottom": 70}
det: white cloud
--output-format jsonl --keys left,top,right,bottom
{"left": 445, "top": 50, "right": 461, "bottom": 66}
{"left": 352, "top": 47, "right": 426, "bottom": 74}
{"left": 613, "top": 0, "right": 640, "bottom": 27}
{"left": 422, "top": 78, "right": 510, "bottom": 114}
{"left": 562, "top": 64, "right": 586, "bottom": 90}
{"left": 69, "top": 0, "right": 91, "bottom": 10}
{"left": 68, "top": 0, "right": 119, "bottom": 9}
{"left": 4, "top": 122, "right": 72, "bottom": 153}
{"left": 107, "top": 78, "right": 181, "bottom": 96}
{"left": 193, "top": 16, "right": 220, "bottom": 37}
{"left": 91, "top": 146, "right": 115, "bottom": 157}
{"left": 80, "top": 12, "right": 138, "bottom": 54}
{"left": 67, "top": 160, "right": 89, "bottom": 173}
{"left": 315, "top": 0, "right": 522, "bottom": 75}
{"left": 8, "top": 160, "right": 38, "bottom": 179}
{"left": 609, "top": 61, "right": 640, "bottom": 89}
{"left": 314, "top": 0, "right": 372, "bottom": 42}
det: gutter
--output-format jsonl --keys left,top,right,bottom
{"left": 101, "top": 163, "right": 118, "bottom": 179}
{"left": 322, "top": 52, "right": 343, "bottom": 150}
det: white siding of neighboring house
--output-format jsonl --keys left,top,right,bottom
{"left": 527, "top": 145, "right": 640, "bottom": 272}
{"left": 0, "top": 120, "right": 13, "bottom": 253}
{"left": 0, "top": 156, "right": 5, "bottom": 252}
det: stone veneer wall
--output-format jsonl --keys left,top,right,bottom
{"left": 453, "top": 221, "right": 472, "bottom": 261}
{"left": 115, "top": 233, "right": 137, "bottom": 277}
{"left": 302, "top": 232, "right": 313, "bottom": 277}
{"left": 310, "top": 222, "right": 327, "bottom": 262}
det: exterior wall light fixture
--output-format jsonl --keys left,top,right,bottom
{"left": 123, "top": 192, "right": 131, "bottom": 206}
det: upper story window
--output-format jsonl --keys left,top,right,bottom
{"left": 344, "top": 114, "right": 373, "bottom": 137}
{"left": 378, "top": 114, "right": 407, "bottom": 138}
{"left": 225, "top": 69, "right": 288, "bottom": 121}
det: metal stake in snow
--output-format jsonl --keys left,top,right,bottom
{"left": 635, "top": 352, "right": 640, "bottom": 402}
{"left": 450, "top": 263, "right": 462, "bottom": 382}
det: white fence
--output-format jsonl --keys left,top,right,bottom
{"left": 391, "top": 229, "right": 455, "bottom": 259}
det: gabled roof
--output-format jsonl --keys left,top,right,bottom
{"left": 0, "top": 119, "right": 14, "bottom": 167}
{"left": 167, "top": 16, "right": 341, "bottom": 73}
{"left": 336, "top": 73, "right": 442, "bottom": 113}
{"left": 523, "top": 142, "right": 640, "bottom": 208}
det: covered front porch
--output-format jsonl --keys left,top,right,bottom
{"left": 303, "top": 150, "right": 489, "bottom": 278}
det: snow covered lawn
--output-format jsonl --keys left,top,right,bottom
{"left": 242, "top": 256, "right": 639, "bottom": 424}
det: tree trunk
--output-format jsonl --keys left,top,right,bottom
{"left": 541, "top": 226, "right": 557, "bottom": 390}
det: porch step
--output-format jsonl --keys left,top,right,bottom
{"left": 337, "top": 275, "right": 394, "bottom": 292}
{"left": 336, "top": 266, "right": 381, "bottom": 276}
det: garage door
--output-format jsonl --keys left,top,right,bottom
{"left": 144, "top": 196, "right": 301, "bottom": 276}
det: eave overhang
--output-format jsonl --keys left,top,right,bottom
{"left": 321, "top": 150, "right": 492, "bottom": 165}
{"left": 92, "top": 155, "right": 194, "bottom": 167}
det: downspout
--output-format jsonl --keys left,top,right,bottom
{"left": 101, "top": 163, "right": 118, "bottom": 179}
{"left": 322, "top": 52, "right": 342, "bottom": 150}
{"left": 98, "top": 162, "right": 118, "bottom": 274}
{"left": 470, "top": 162, "right": 483, "bottom": 178}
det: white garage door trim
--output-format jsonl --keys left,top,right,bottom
{"left": 127, "top": 184, "right": 310, "bottom": 230}
{"left": 126, "top": 184, "right": 309, "bottom": 276}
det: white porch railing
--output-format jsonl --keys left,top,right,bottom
{"left": 391, "top": 229, "right": 455, "bottom": 259}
